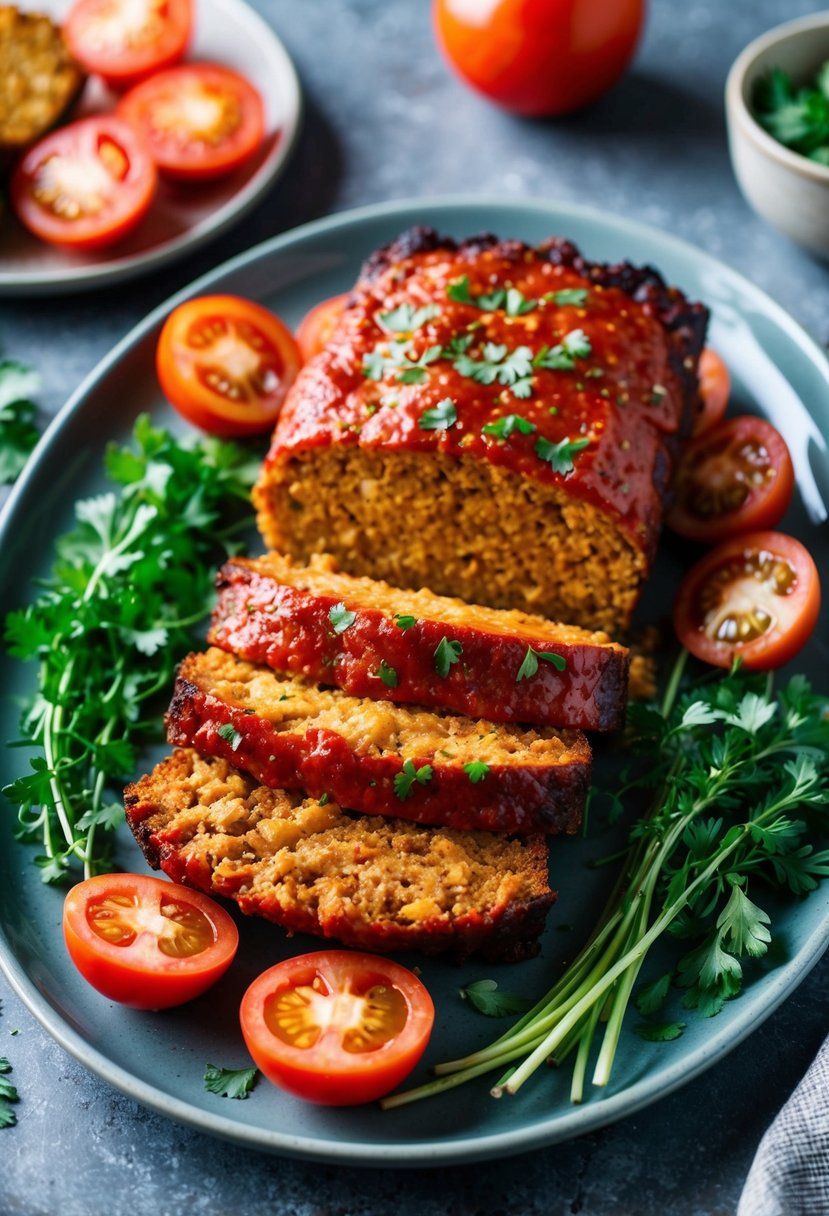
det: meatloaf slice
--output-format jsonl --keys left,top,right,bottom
{"left": 166, "top": 648, "right": 591, "bottom": 835}
{"left": 209, "top": 552, "right": 629, "bottom": 731}
{"left": 0, "top": 6, "right": 85, "bottom": 160}
{"left": 125, "top": 749, "right": 555, "bottom": 962}
{"left": 253, "top": 228, "right": 708, "bottom": 633}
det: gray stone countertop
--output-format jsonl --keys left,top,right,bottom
{"left": 2, "top": 1, "right": 828, "bottom": 1212}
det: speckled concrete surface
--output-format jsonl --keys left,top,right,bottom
{"left": 2, "top": 1, "right": 828, "bottom": 1212}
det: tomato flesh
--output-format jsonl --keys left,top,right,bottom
{"left": 673, "top": 531, "right": 821, "bottom": 670}
{"left": 117, "top": 64, "right": 265, "bottom": 181}
{"left": 667, "top": 416, "right": 794, "bottom": 543}
{"left": 693, "top": 348, "right": 731, "bottom": 435}
{"left": 156, "top": 294, "right": 301, "bottom": 436}
{"left": 240, "top": 951, "right": 435, "bottom": 1105}
{"left": 64, "top": 874, "right": 239, "bottom": 1008}
{"left": 295, "top": 292, "right": 350, "bottom": 363}
{"left": 65, "top": 0, "right": 192, "bottom": 89}
{"left": 11, "top": 116, "right": 156, "bottom": 249}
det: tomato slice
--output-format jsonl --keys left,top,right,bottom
{"left": 673, "top": 531, "right": 821, "bottom": 670}
{"left": 295, "top": 293, "right": 350, "bottom": 363}
{"left": 240, "top": 951, "right": 435, "bottom": 1105}
{"left": 667, "top": 416, "right": 794, "bottom": 544}
{"left": 156, "top": 295, "right": 301, "bottom": 436}
{"left": 117, "top": 64, "right": 265, "bottom": 182}
{"left": 11, "top": 116, "right": 156, "bottom": 250}
{"left": 693, "top": 348, "right": 731, "bottom": 435}
{"left": 65, "top": 0, "right": 191, "bottom": 89}
{"left": 63, "top": 874, "right": 239, "bottom": 1009}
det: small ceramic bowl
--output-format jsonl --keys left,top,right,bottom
{"left": 725, "top": 12, "right": 829, "bottom": 258}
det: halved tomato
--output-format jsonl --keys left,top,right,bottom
{"left": 240, "top": 951, "right": 435, "bottom": 1105}
{"left": 63, "top": 874, "right": 239, "bottom": 1009}
{"left": 156, "top": 294, "right": 301, "bottom": 436}
{"left": 65, "top": 0, "right": 192, "bottom": 89}
{"left": 10, "top": 116, "right": 156, "bottom": 250}
{"left": 693, "top": 348, "right": 731, "bottom": 436}
{"left": 118, "top": 64, "right": 265, "bottom": 182}
{"left": 295, "top": 292, "right": 350, "bottom": 363}
{"left": 673, "top": 531, "right": 821, "bottom": 670}
{"left": 667, "top": 416, "right": 794, "bottom": 543}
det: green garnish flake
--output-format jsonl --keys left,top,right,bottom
{"left": 393, "top": 614, "right": 417, "bottom": 630}
{"left": 544, "top": 288, "right": 589, "bottom": 308}
{"left": 453, "top": 342, "right": 535, "bottom": 399}
{"left": 516, "top": 645, "right": 567, "bottom": 681}
{"left": 376, "top": 659, "right": 399, "bottom": 688}
{"left": 753, "top": 62, "right": 829, "bottom": 162}
{"left": 434, "top": 636, "right": 463, "bottom": 677}
{"left": 419, "top": 397, "right": 458, "bottom": 431}
{"left": 363, "top": 341, "right": 443, "bottom": 386}
{"left": 217, "top": 723, "right": 243, "bottom": 751}
{"left": 318, "top": 792, "right": 331, "bottom": 806}
{"left": 204, "top": 1064, "right": 259, "bottom": 1100}
{"left": 534, "top": 435, "right": 590, "bottom": 476}
{"left": 448, "top": 276, "right": 538, "bottom": 316}
{"left": 329, "top": 601, "right": 357, "bottom": 634}
{"left": 635, "top": 1022, "right": 686, "bottom": 1043}
{"left": 533, "top": 328, "right": 592, "bottom": 372}
{"left": 0, "top": 1057, "right": 18, "bottom": 1128}
{"left": 394, "top": 759, "right": 433, "bottom": 801}
{"left": 377, "top": 302, "right": 440, "bottom": 334}
{"left": 482, "top": 413, "right": 537, "bottom": 440}
{"left": 459, "top": 979, "right": 533, "bottom": 1018}
{"left": 464, "top": 761, "right": 490, "bottom": 784}
{"left": 0, "top": 361, "right": 41, "bottom": 485}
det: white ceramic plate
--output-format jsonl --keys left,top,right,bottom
{"left": 0, "top": 0, "right": 301, "bottom": 296}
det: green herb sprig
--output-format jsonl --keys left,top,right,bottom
{"left": 204, "top": 1063, "right": 259, "bottom": 1099}
{"left": 754, "top": 62, "right": 829, "bottom": 164}
{"left": 0, "top": 1057, "right": 18, "bottom": 1128}
{"left": 0, "top": 361, "right": 41, "bottom": 485}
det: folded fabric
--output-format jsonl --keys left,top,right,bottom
{"left": 739, "top": 1033, "right": 829, "bottom": 1215}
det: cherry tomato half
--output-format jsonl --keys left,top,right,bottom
{"left": 156, "top": 294, "right": 301, "bottom": 436}
{"left": 240, "top": 951, "right": 435, "bottom": 1106}
{"left": 432, "top": 0, "right": 645, "bottom": 117}
{"left": 667, "top": 416, "right": 794, "bottom": 544}
{"left": 693, "top": 348, "right": 731, "bottom": 436}
{"left": 11, "top": 116, "right": 156, "bottom": 250}
{"left": 118, "top": 64, "right": 265, "bottom": 182}
{"left": 65, "top": 0, "right": 192, "bottom": 90}
{"left": 63, "top": 874, "right": 239, "bottom": 1009}
{"left": 295, "top": 292, "right": 350, "bottom": 363}
{"left": 673, "top": 531, "right": 821, "bottom": 670}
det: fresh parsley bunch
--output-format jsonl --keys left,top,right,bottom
{"left": 4, "top": 414, "right": 259, "bottom": 882}
{"left": 754, "top": 62, "right": 829, "bottom": 165}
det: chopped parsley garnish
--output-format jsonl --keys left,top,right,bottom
{"left": 318, "top": 792, "right": 331, "bottom": 806}
{"left": 329, "top": 601, "right": 357, "bottom": 634}
{"left": 534, "top": 435, "right": 590, "bottom": 476}
{"left": 0, "top": 361, "right": 41, "bottom": 485}
{"left": 363, "top": 340, "right": 443, "bottom": 385}
{"left": 377, "top": 302, "right": 440, "bottom": 333}
{"left": 217, "top": 723, "right": 243, "bottom": 750}
{"left": 434, "top": 637, "right": 463, "bottom": 677}
{"left": 459, "top": 979, "right": 533, "bottom": 1018}
{"left": 448, "top": 277, "right": 538, "bottom": 316}
{"left": 544, "top": 288, "right": 589, "bottom": 307}
{"left": 393, "top": 614, "right": 417, "bottom": 630}
{"left": 394, "top": 759, "right": 433, "bottom": 801}
{"left": 463, "top": 761, "right": 490, "bottom": 784}
{"left": 452, "top": 342, "right": 535, "bottom": 399}
{"left": 635, "top": 1022, "right": 686, "bottom": 1043}
{"left": 0, "top": 1058, "right": 18, "bottom": 1128}
{"left": 482, "top": 413, "right": 537, "bottom": 440}
{"left": 204, "top": 1064, "right": 259, "bottom": 1100}
{"left": 376, "top": 659, "right": 398, "bottom": 687}
{"left": 516, "top": 645, "right": 567, "bottom": 681}
{"left": 753, "top": 62, "right": 829, "bottom": 163}
{"left": 419, "top": 397, "right": 457, "bottom": 431}
{"left": 534, "top": 328, "right": 592, "bottom": 372}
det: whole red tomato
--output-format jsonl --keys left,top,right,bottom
{"left": 433, "top": 0, "right": 646, "bottom": 116}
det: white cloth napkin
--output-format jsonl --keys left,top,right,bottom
{"left": 739, "top": 1034, "right": 829, "bottom": 1215}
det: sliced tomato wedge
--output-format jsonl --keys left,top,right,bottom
{"left": 117, "top": 64, "right": 265, "bottom": 182}
{"left": 673, "top": 531, "right": 821, "bottom": 670}
{"left": 295, "top": 292, "right": 350, "bottom": 362}
{"left": 10, "top": 116, "right": 156, "bottom": 250}
{"left": 156, "top": 294, "right": 301, "bottom": 436}
{"left": 667, "top": 416, "right": 794, "bottom": 544}
{"left": 63, "top": 874, "right": 239, "bottom": 1009}
{"left": 240, "top": 951, "right": 435, "bottom": 1105}
{"left": 65, "top": 0, "right": 192, "bottom": 89}
{"left": 692, "top": 348, "right": 731, "bottom": 436}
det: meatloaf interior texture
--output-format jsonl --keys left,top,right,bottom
{"left": 254, "top": 229, "right": 708, "bottom": 634}
{"left": 125, "top": 749, "right": 555, "bottom": 962}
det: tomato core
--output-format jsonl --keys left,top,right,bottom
{"left": 264, "top": 973, "right": 409, "bottom": 1053}
{"left": 683, "top": 436, "right": 777, "bottom": 519}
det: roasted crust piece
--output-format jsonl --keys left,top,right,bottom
{"left": 125, "top": 749, "right": 556, "bottom": 962}
{"left": 166, "top": 648, "right": 591, "bottom": 835}
{"left": 0, "top": 6, "right": 85, "bottom": 157}
{"left": 209, "top": 552, "right": 630, "bottom": 731}
{"left": 254, "top": 228, "right": 708, "bottom": 633}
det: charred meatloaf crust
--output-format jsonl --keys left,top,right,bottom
{"left": 254, "top": 228, "right": 708, "bottom": 634}
{"left": 209, "top": 552, "right": 630, "bottom": 731}
{"left": 166, "top": 648, "right": 591, "bottom": 835}
{"left": 125, "top": 749, "right": 555, "bottom": 962}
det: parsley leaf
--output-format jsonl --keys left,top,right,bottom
{"left": 459, "top": 979, "right": 534, "bottom": 1017}
{"left": 635, "top": 973, "right": 673, "bottom": 1016}
{"left": 0, "top": 361, "right": 41, "bottom": 484}
{"left": 434, "top": 636, "right": 463, "bottom": 677}
{"left": 463, "top": 761, "right": 490, "bottom": 784}
{"left": 482, "top": 414, "right": 537, "bottom": 440}
{"left": 419, "top": 398, "right": 458, "bottom": 431}
{"left": 363, "top": 341, "right": 443, "bottom": 385}
{"left": 0, "top": 1058, "right": 19, "bottom": 1128}
{"left": 534, "top": 435, "right": 590, "bottom": 476}
{"left": 393, "top": 614, "right": 417, "bottom": 630}
{"left": 217, "top": 723, "right": 243, "bottom": 751}
{"left": 453, "top": 342, "right": 535, "bottom": 398}
{"left": 329, "top": 601, "right": 357, "bottom": 634}
{"left": 635, "top": 1022, "right": 686, "bottom": 1043}
{"left": 376, "top": 659, "right": 398, "bottom": 688}
{"left": 515, "top": 645, "right": 567, "bottom": 681}
{"left": 204, "top": 1064, "right": 259, "bottom": 1100}
{"left": 754, "top": 62, "right": 829, "bottom": 159}
{"left": 377, "top": 303, "right": 439, "bottom": 333}
{"left": 394, "top": 759, "right": 433, "bottom": 801}
{"left": 544, "top": 288, "right": 589, "bottom": 307}
{"left": 447, "top": 277, "right": 538, "bottom": 316}
{"left": 534, "top": 328, "right": 592, "bottom": 372}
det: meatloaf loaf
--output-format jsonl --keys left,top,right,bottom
{"left": 209, "top": 552, "right": 630, "bottom": 731}
{"left": 125, "top": 749, "right": 555, "bottom": 962}
{"left": 0, "top": 6, "right": 85, "bottom": 160}
{"left": 166, "top": 647, "right": 591, "bottom": 834}
{"left": 253, "top": 228, "right": 708, "bottom": 634}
